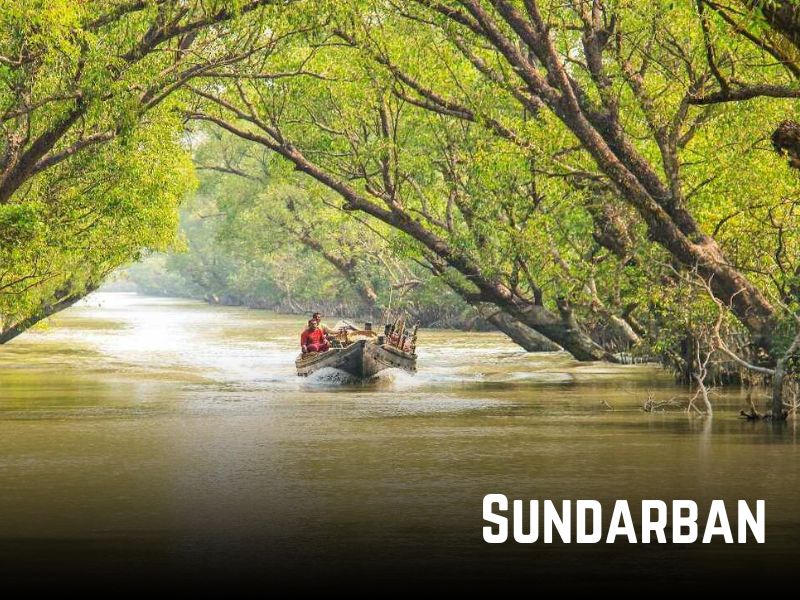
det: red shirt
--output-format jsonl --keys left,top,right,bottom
{"left": 301, "top": 327, "right": 326, "bottom": 347}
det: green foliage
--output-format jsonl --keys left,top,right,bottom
{"left": 7, "top": 0, "right": 800, "bottom": 361}
{"left": 129, "top": 130, "right": 471, "bottom": 325}
{"left": 0, "top": 113, "right": 193, "bottom": 330}
{"left": 0, "top": 0, "right": 273, "bottom": 337}
{"left": 169, "top": 0, "right": 800, "bottom": 358}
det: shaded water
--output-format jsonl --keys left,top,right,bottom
{"left": 0, "top": 293, "right": 798, "bottom": 588}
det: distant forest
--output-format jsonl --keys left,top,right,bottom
{"left": 125, "top": 132, "right": 478, "bottom": 330}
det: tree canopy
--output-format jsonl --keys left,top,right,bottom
{"left": 0, "top": 0, "right": 282, "bottom": 341}
{"left": 5, "top": 0, "right": 800, "bottom": 413}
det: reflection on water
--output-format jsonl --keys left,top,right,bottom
{"left": 0, "top": 292, "right": 798, "bottom": 587}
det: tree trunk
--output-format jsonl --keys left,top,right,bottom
{"left": 425, "top": 249, "right": 607, "bottom": 358}
{"left": 607, "top": 314, "right": 641, "bottom": 347}
{"left": 564, "top": 111, "right": 777, "bottom": 349}
{"left": 420, "top": 1, "right": 777, "bottom": 351}
{"left": 772, "top": 358, "right": 786, "bottom": 420}
{"left": 0, "top": 284, "right": 97, "bottom": 344}
{"left": 485, "top": 310, "right": 561, "bottom": 352}
{"left": 500, "top": 300, "right": 612, "bottom": 360}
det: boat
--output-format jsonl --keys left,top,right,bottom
{"left": 295, "top": 318, "right": 418, "bottom": 379}
{"left": 295, "top": 338, "right": 416, "bottom": 378}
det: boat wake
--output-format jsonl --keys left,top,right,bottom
{"left": 303, "top": 366, "right": 419, "bottom": 387}
{"left": 304, "top": 367, "right": 363, "bottom": 385}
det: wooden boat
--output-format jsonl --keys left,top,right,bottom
{"left": 295, "top": 339, "right": 417, "bottom": 378}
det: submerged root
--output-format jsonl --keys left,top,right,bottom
{"left": 781, "top": 378, "right": 799, "bottom": 418}
{"left": 740, "top": 396, "right": 767, "bottom": 421}
{"left": 643, "top": 392, "right": 681, "bottom": 412}
{"left": 733, "top": 385, "right": 800, "bottom": 420}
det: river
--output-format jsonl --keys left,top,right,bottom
{"left": 0, "top": 293, "right": 798, "bottom": 589}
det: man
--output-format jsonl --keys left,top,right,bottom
{"left": 301, "top": 319, "right": 330, "bottom": 354}
{"left": 312, "top": 312, "right": 333, "bottom": 335}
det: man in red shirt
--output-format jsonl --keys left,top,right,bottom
{"left": 312, "top": 312, "right": 332, "bottom": 335}
{"left": 301, "top": 319, "right": 330, "bottom": 354}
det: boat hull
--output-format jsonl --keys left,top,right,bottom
{"left": 295, "top": 339, "right": 416, "bottom": 378}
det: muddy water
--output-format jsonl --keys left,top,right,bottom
{"left": 0, "top": 293, "right": 798, "bottom": 588}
